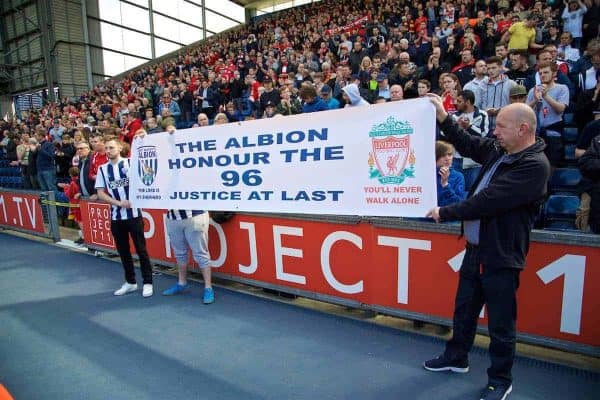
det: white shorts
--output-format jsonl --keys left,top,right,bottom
{"left": 166, "top": 213, "right": 210, "bottom": 268}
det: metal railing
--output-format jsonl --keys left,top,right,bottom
{"left": 0, "top": 189, "right": 60, "bottom": 242}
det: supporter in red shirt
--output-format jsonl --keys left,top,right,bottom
{"left": 249, "top": 74, "right": 261, "bottom": 102}
{"left": 441, "top": 73, "right": 461, "bottom": 114}
{"left": 88, "top": 133, "right": 108, "bottom": 182}
{"left": 58, "top": 166, "right": 82, "bottom": 225}
{"left": 111, "top": 101, "right": 121, "bottom": 118}
{"left": 122, "top": 79, "right": 131, "bottom": 93}
{"left": 415, "top": 9, "right": 428, "bottom": 31}
{"left": 122, "top": 112, "right": 143, "bottom": 144}
{"left": 496, "top": 13, "right": 513, "bottom": 33}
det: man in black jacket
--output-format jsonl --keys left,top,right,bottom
{"left": 76, "top": 141, "right": 97, "bottom": 200}
{"left": 349, "top": 40, "right": 368, "bottom": 74}
{"left": 230, "top": 70, "right": 248, "bottom": 115}
{"left": 423, "top": 95, "right": 551, "bottom": 400}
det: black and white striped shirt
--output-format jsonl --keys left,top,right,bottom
{"left": 167, "top": 210, "right": 205, "bottom": 220}
{"left": 95, "top": 158, "right": 142, "bottom": 221}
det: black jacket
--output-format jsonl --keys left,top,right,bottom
{"left": 438, "top": 117, "right": 551, "bottom": 270}
{"left": 229, "top": 78, "right": 247, "bottom": 99}
{"left": 5, "top": 139, "right": 17, "bottom": 161}
{"left": 78, "top": 156, "right": 96, "bottom": 197}
{"left": 349, "top": 49, "right": 368, "bottom": 74}
{"left": 578, "top": 134, "right": 600, "bottom": 233}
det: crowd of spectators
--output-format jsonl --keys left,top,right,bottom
{"left": 1, "top": 0, "right": 599, "bottom": 232}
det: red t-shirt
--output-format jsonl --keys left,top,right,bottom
{"left": 442, "top": 93, "right": 457, "bottom": 114}
{"left": 497, "top": 20, "right": 512, "bottom": 33}
{"left": 123, "top": 118, "right": 143, "bottom": 144}
{"left": 63, "top": 178, "right": 82, "bottom": 222}
{"left": 415, "top": 16, "right": 428, "bottom": 29}
{"left": 89, "top": 151, "right": 108, "bottom": 181}
{"left": 251, "top": 81, "right": 261, "bottom": 101}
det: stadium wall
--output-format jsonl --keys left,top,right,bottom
{"left": 76, "top": 200, "right": 600, "bottom": 357}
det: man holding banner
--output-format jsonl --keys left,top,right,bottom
{"left": 162, "top": 206, "right": 213, "bottom": 304}
{"left": 95, "top": 139, "right": 154, "bottom": 297}
{"left": 423, "top": 95, "right": 550, "bottom": 400}
{"left": 155, "top": 128, "right": 214, "bottom": 304}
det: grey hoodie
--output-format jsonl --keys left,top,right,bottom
{"left": 476, "top": 75, "right": 516, "bottom": 129}
{"left": 342, "top": 84, "right": 370, "bottom": 107}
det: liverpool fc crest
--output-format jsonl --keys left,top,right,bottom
{"left": 368, "top": 117, "right": 416, "bottom": 184}
{"left": 137, "top": 145, "right": 158, "bottom": 186}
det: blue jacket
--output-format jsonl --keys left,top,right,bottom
{"left": 158, "top": 101, "right": 182, "bottom": 119}
{"left": 302, "top": 97, "right": 329, "bottom": 113}
{"left": 437, "top": 168, "right": 466, "bottom": 207}
{"left": 36, "top": 140, "right": 56, "bottom": 172}
{"left": 326, "top": 97, "right": 341, "bottom": 110}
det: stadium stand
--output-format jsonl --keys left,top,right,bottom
{"left": 543, "top": 193, "right": 581, "bottom": 230}
{"left": 1, "top": 0, "right": 599, "bottom": 232}
{"left": 1, "top": 3, "right": 600, "bottom": 400}
{"left": 549, "top": 167, "right": 582, "bottom": 194}
{"left": 0, "top": 154, "right": 23, "bottom": 189}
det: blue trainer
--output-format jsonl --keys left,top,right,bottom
{"left": 162, "top": 283, "right": 189, "bottom": 296}
{"left": 203, "top": 287, "right": 215, "bottom": 304}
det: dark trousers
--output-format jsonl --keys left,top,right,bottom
{"left": 444, "top": 245, "right": 520, "bottom": 386}
{"left": 542, "top": 135, "right": 564, "bottom": 167}
{"left": 110, "top": 216, "right": 153, "bottom": 285}
{"left": 21, "top": 166, "right": 32, "bottom": 189}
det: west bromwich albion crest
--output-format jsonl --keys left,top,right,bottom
{"left": 368, "top": 117, "right": 416, "bottom": 184}
{"left": 138, "top": 145, "right": 158, "bottom": 186}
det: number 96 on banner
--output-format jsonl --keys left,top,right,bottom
{"left": 221, "top": 169, "right": 262, "bottom": 187}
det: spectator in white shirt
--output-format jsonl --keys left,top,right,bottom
{"left": 561, "top": 0, "right": 587, "bottom": 49}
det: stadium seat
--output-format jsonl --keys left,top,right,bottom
{"left": 563, "top": 127, "right": 578, "bottom": 143}
{"left": 563, "top": 113, "right": 574, "bottom": 125}
{"left": 543, "top": 194, "right": 580, "bottom": 231}
{"left": 564, "top": 144, "right": 577, "bottom": 162}
{"left": 549, "top": 168, "right": 582, "bottom": 194}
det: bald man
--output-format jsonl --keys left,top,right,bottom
{"left": 423, "top": 95, "right": 550, "bottom": 400}
{"left": 390, "top": 84, "right": 404, "bottom": 101}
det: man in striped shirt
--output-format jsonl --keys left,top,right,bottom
{"left": 95, "top": 139, "right": 154, "bottom": 297}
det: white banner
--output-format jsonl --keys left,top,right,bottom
{"left": 130, "top": 98, "right": 437, "bottom": 217}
